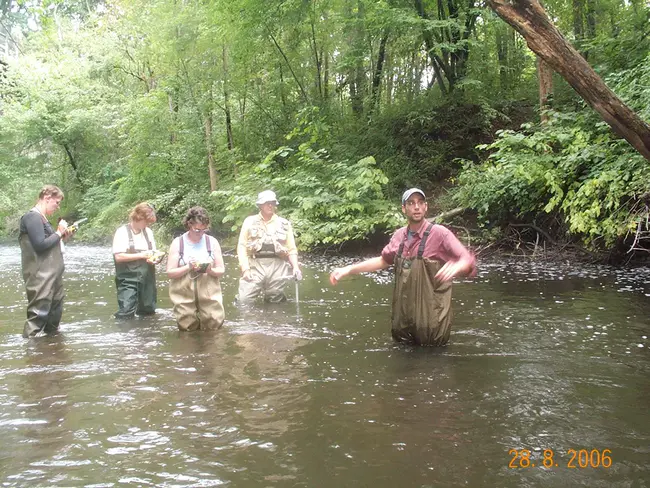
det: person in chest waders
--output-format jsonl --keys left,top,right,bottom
{"left": 329, "top": 188, "right": 477, "bottom": 346}
{"left": 167, "top": 207, "right": 225, "bottom": 331}
{"left": 237, "top": 190, "right": 302, "bottom": 303}
{"left": 19, "top": 185, "right": 73, "bottom": 338}
{"left": 112, "top": 203, "right": 161, "bottom": 319}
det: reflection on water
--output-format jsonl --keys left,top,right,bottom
{"left": 0, "top": 245, "right": 648, "bottom": 487}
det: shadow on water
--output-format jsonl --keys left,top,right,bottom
{"left": 0, "top": 245, "right": 648, "bottom": 487}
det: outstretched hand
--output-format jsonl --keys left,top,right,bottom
{"left": 329, "top": 266, "right": 349, "bottom": 286}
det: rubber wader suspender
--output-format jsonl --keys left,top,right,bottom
{"left": 178, "top": 234, "right": 212, "bottom": 266}
{"left": 126, "top": 225, "right": 152, "bottom": 253}
{"left": 397, "top": 223, "right": 433, "bottom": 264}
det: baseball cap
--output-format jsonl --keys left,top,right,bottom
{"left": 401, "top": 188, "right": 426, "bottom": 205}
{"left": 256, "top": 190, "right": 279, "bottom": 206}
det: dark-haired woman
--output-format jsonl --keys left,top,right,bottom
{"left": 19, "top": 185, "right": 70, "bottom": 338}
{"left": 112, "top": 202, "right": 161, "bottom": 318}
{"left": 167, "top": 207, "right": 225, "bottom": 331}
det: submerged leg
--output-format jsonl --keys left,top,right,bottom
{"left": 137, "top": 265, "right": 157, "bottom": 316}
{"left": 115, "top": 277, "right": 138, "bottom": 319}
{"left": 264, "top": 259, "right": 290, "bottom": 303}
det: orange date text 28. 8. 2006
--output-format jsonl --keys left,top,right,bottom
{"left": 508, "top": 449, "right": 612, "bottom": 469}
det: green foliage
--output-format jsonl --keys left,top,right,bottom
{"left": 331, "top": 98, "right": 500, "bottom": 196}
{"left": 1, "top": 0, "right": 648, "bottom": 257}
{"left": 213, "top": 111, "right": 402, "bottom": 249}
{"left": 455, "top": 99, "right": 650, "bottom": 248}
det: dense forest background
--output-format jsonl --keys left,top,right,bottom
{"left": 0, "top": 0, "right": 648, "bottom": 260}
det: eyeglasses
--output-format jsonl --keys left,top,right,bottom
{"left": 404, "top": 199, "right": 425, "bottom": 207}
{"left": 190, "top": 227, "right": 208, "bottom": 233}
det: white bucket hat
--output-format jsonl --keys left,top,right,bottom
{"left": 256, "top": 190, "right": 279, "bottom": 206}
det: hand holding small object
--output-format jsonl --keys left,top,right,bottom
{"left": 293, "top": 268, "right": 303, "bottom": 281}
{"left": 189, "top": 258, "right": 210, "bottom": 273}
{"left": 147, "top": 250, "right": 166, "bottom": 265}
{"left": 57, "top": 219, "right": 68, "bottom": 236}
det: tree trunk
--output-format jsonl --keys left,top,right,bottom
{"left": 537, "top": 56, "right": 553, "bottom": 123}
{"left": 496, "top": 28, "right": 509, "bottom": 92}
{"left": 487, "top": 0, "right": 650, "bottom": 162}
{"left": 585, "top": 0, "right": 596, "bottom": 39}
{"left": 385, "top": 50, "right": 393, "bottom": 105}
{"left": 572, "top": 0, "right": 584, "bottom": 46}
{"left": 584, "top": 0, "right": 596, "bottom": 59}
{"left": 415, "top": 0, "right": 448, "bottom": 95}
{"left": 168, "top": 92, "right": 178, "bottom": 143}
{"left": 309, "top": 10, "right": 323, "bottom": 99}
{"left": 204, "top": 111, "right": 217, "bottom": 192}
{"left": 369, "top": 30, "right": 389, "bottom": 114}
{"left": 323, "top": 47, "right": 329, "bottom": 100}
{"left": 349, "top": 0, "right": 366, "bottom": 115}
{"left": 267, "top": 27, "right": 309, "bottom": 103}
{"left": 222, "top": 45, "right": 234, "bottom": 152}
{"left": 62, "top": 143, "right": 83, "bottom": 185}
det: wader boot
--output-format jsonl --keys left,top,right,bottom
{"left": 237, "top": 257, "right": 291, "bottom": 303}
{"left": 392, "top": 223, "right": 453, "bottom": 346}
{"left": 169, "top": 272, "right": 224, "bottom": 331}
{"left": 114, "top": 260, "right": 157, "bottom": 318}
{"left": 20, "top": 233, "right": 65, "bottom": 338}
{"left": 114, "top": 224, "right": 156, "bottom": 318}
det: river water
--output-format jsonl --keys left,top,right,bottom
{"left": 0, "top": 244, "right": 648, "bottom": 487}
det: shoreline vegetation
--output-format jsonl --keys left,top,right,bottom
{"left": 1, "top": 1, "right": 648, "bottom": 266}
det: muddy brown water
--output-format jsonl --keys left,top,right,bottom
{"left": 0, "top": 244, "right": 648, "bottom": 487}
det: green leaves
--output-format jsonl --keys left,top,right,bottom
{"left": 212, "top": 110, "right": 401, "bottom": 248}
{"left": 455, "top": 92, "right": 650, "bottom": 249}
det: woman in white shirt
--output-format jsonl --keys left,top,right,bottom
{"left": 112, "top": 202, "right": 160, "bottom": 319}
{"left": 167, "top": 206, "right": 225, "bottom": 331}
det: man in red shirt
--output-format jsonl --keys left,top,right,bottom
{"left": 329, "top": 188, "right": 476, "bottom": 346}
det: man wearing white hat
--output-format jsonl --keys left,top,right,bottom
{"left": 237, "top": 190, "right": 302, "bottom": 303}
{"left": 329, "top": 188, "right": 476, "bottom": 346}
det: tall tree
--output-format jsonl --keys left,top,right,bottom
{"left": 487, "top": 0, "right": 650, "bottom": 161}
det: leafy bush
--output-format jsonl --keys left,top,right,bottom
{"left": 213, "top": 110, "right": 402, "bottom": 249}
{"left": 454, "top": 106, "right": 650, "bottom": 248}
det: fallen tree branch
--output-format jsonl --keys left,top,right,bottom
{"left": 508, "top": 222, "right": 557, "bottom": 246}
{"left": 428, "top": 207, "right": 466, "bottom": 223}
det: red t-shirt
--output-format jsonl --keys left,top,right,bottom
{"left": 381, "top": 222, "right": 477, "bottom": 276}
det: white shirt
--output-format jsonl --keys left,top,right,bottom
{"left": 179, "top": 233, "right": 215, "bottom": 264}
{"left": 112, "top": 225, "right": 157, "bottom": 254}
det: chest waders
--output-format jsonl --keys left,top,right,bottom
{"left": 238, "top": 216, "right": 292, "bottom": 303}
{"left": 246, "top": 216, "right": 291, "bottom": 258}
{"left": 392, "top": 223, "right": 453, "bottom": 346}
{"left": 114, "top": 225, "right": 157, "bottom": 319}
{"left": 19, "top": 212, "right": 65, "bottom": 338}
{"left": 169, "top": 234, "right": 224, "bottom": 331}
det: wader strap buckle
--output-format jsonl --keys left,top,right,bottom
{"left": 416, "top": 223, "right": 433, "bottom": 259}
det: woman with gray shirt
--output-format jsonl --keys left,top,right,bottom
{"left": 19, "top": 185, "right": 71, "bottom": 338}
